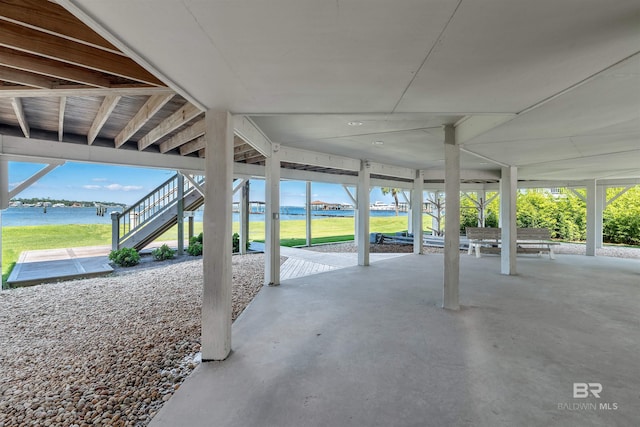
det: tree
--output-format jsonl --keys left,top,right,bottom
{"left": 425, "top": 191, "right": 445, "bottom": 236}
{"left": 380, "top": 187, "right": 401, "bottom": 216}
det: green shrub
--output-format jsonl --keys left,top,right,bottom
{"left": 152, "top": 244, "right": 175, "bottom": 261}
{"left": 187, "top": 242, "right": 203, "bottom": 256}
{"left": 232, "top": 232, "right": 240, "bottom": 253}
{"left": 187, "top": 233, "right": 203, "bottom": 256}
{"left": 109, "top": 247, "right": 140, "bottom": 267}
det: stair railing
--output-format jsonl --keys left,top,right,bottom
{"left": 112, "top": 173, "right": 205, "bottom": 249}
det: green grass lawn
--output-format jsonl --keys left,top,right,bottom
{"left": 2, "top": 216, "right": 418, "bottom": 281}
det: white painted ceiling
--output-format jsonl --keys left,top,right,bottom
{"left": 67, "top": 0, "right": 640, "bottom": 181}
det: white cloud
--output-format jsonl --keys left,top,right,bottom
{"left": 82, "top": 185, "right": 102, "bottom": 190}
{"left": 105, "top": 183, "right": 143, "bottom": 191}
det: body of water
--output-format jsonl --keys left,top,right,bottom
{"left": 2, "top": 206, "right": 407, "bottom": 227}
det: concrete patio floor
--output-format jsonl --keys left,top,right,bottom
{"left": 150, "top": 253, "right": 640, "bottom": 427}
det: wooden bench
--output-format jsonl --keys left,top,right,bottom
{"left": 466, "top": 227, "right": 559, "bottom": 259}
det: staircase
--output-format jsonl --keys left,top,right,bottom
{"left": 113, "top": 173, "right": 205, "bottom": 250}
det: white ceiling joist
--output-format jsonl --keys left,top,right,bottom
{"left": 58, "top": 97, "right": 66, "bottom": 141}
{"left": 87, "top": 94, "right": 120, "bottom": 145}
{"left": 10, "top": 97, "right": 30, "bottom": 138}
{"left": 0, "top": 86, "right": 175, "bottom": 98}
{"left": 138, "top": 102, "right": 201, "bottom": 151}
{"left": 233, "top": 115, "right": 272, "bottom": 158}
{"left": 159, "top": 119, "right": 205, "bottom": 153}
{"left": 115, "top": 93, "right": 174, "bottom": 148}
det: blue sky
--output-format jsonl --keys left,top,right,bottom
{"left": 9, "top": 161, "right": 398, "bottom": 206}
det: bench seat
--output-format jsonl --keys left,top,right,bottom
{"left": 466, "top": 227, "right": 559, "bottom": 259}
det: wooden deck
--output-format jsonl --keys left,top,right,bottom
{"left": 280, "top": 257, "right": 337, "bottom": 281}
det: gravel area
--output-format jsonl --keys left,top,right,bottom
{"left": 0, "top": 254, "right": 274, "bottom": 427}
{"left": 303, "top": 241, "right": 640, "bottom": 259}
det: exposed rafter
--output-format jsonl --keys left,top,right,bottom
{"left": 159, "top": 119, "right": 206, "bottom": 153}
{"left": 0, "top": 86, "right": 175, "bottom": 98}
{"left": 10, "top": 97, "right": 29, "bottom": 138}
{"left": 0, "top": 64, "right": 53, "bottom": 88}
{"left": 0, "top": 0, "right": 119, "bottom": 53}
{"left": 114, "top": 93, "right": 174, "bottom": 148}
{"left": 87, "top": 95, "right": 120, "bottom": 145}
{"left": 179, "top": 136, "right": 206, "bottom": 156}
{"left": 0, "top": 20, "right": 164, "bottom": 86}
{"left": 137, "top": 102, "right": 201, "bottom": 151}
{"left": 0, "top": 47, "right": 111, "bottom": 88}
{"left": 58, "top": 96, "right": 66, "bottom": 141}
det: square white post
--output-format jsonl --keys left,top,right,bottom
{"left": 595, "top": 184, "right": 604, "bottom": 249}
{"left": 306, "top": 181, "right": 312, "bottom": 247}
{"left": 202, "top": 111, "right": 233, "bottom": 361}
{"left": 176, "top": 173, "right": 184, "bottom": 255}
{"left": 586, "top": 179, "right": 597, "bottom": 256}
{"left": 443, "top": 125, "right": 460, "bottom": 310}
{"left": 357, "top": 160, "right": 370, "bottom": 266}
{"left": 0, "top": 157, "right": 8, "bottom": 283}
{"left": 265, "top": 144, "right": 281, "bottom": 285}
{"left": 500, "top": 166, "right": 517, "bottom": 275}
{"left": 239, "top": 181, "right": 249, "bottom": 254}
{"left": 412, "top": 171, "right": 424, "bottom": 254}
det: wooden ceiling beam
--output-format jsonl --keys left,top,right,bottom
{"left": 0, "top": 21, "right": 164, "bottom": 86}
{"left": 198, "top": 148, "right": 206, "bottom": 158}
{"left": 137, "top": 102, "right": 201, "bottom": 151}
{"left": 0, "top": 47, "right": 111, "bottom": 87}
{"left": 114, "top": 93, "right": 174, "bottom": 148}
{"left": 179, "top": 135, "right": 206, "bottom": 156}
{"left": 58, "top": 97, "right": 66, "bottom": 142}
{"left": 87, "top": 95, "right": 121, "bottom": 145}
{"left": 0, "top": 86, "right": 174, "bottom": 98}
{"left": 0, "top": 65, "right": 54, "bottom": 88}
{"left": 0, "top": 0, "right": 119, "bottom": 53}
{"left": 159, "top": 119, "right": 206, "bottom": 153}
{"left": 10, "top": 97, "right": 30, "bottom": 138}
{"left": 243, "top": 154, "right": 266, "bottom": 164}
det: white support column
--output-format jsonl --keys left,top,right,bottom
{"left": 0, "top": 158, "right": 8, "bottom": 284}
{"left": 443, "top": 125, "right": 460, "bottom": 310}
{"left": 500, "top": 166, "right": 517, "bottom": 275}
{"left": 586, "top": 179, "right": 597, "bottom": 256}
{"left": 202, "top": 111, "right": 233, "bottom": 361}
{"left": 306, "top": 181, "right": 312, "bottom": 247}
{"left": 595, "top": 185, "right": 605, "bottom": 249}
{"left": 401, "top": 191, "right": 413, "bottom": 234}
{"left": 239, "top": 181, "right": 249, "bottom": 255}
{"left": 412, "top": 171, "right": 424, "bottom": 254}
{"left": 357, "top": 160, "right": 371, "bottom": 266}
{"left": 343, "top": 185, "right": 358, "bottom": 244}
{"left": 176, "top": 173, "right": 184, "bottom": 255}
{"left": 265, "top": 144, "right": 281, "bottom": 285}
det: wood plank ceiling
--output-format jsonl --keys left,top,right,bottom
{"left": 0, "top": 0, "right": 269, "bottom": 168}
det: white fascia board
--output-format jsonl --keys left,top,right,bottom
{"left": 422, "top": 168, "right": 501, "bottom": 180}
{"left": 370, "top": 178, "right": 414, "bottom": 190}
{"left": 0, "top": 134, "right": 205, "bottom": 171}
{"left": 279, "top": 146, "right": 360, "bottom": 172}
{"left": 368, "top": 163, "right": 415, "bottom": 180}
{"left": 455, "top": 114, "right": 516, "bottom": 144}
{"left": 233, "top": 162, "right": 264, "bottom": 178}
{"left": 279, "top": 168, "right": 358, "bottom": 185}
{"left": 233, "top": 115, "right": 272, "bottom": 158}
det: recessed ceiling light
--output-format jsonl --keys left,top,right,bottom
{"left": 348, "top": 121, "right": 363, "bottom": 126}
{"left": 372, "top": 140, "right": 384, "bottom": 145}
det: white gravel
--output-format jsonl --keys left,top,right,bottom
{"left": 305, "top": 241, "right": 640, "bottom": 259}
{"left": 0, "top": 254, "right": 271, "bottom": 427}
